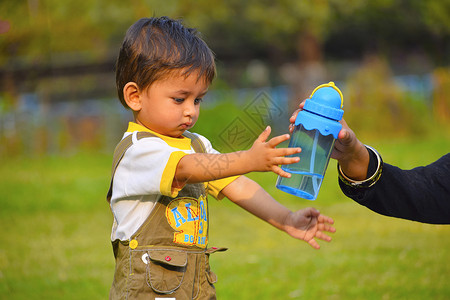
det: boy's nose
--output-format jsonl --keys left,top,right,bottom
{"left": 183, "top": 102, "right": 196, "bottom": 116}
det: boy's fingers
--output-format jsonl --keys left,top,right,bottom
{"left": 315, "top": 231, "right": 332, "bottom": 242}
{"left": 308, "top": 239, "right": 321, "bottom": 250}
{"left": 318, "top": 223, "right": 336, "bottom": 233}
{"left": 273, "top": 166, "right": 292, "bottom": 178}
{"left": 276, "top": 146, "right": 301, "bottom": 157}
{"left": 306, "top": 207, "right": 321, "bottom": 217}
{"left": 256, "top": 126, "right": 271, "bottom": 142}
{"left": 267, "top": 133, "right": 291, "bottom": 147}
{"left": 318, "top": 214, "right": 335, "bottom": 225}
{"left": 276, "top": 156, "right": 300, "bottom": 166}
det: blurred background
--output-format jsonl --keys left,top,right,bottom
{"left": 1, "top": 0, "right": 449, "bottom": 155}
{"left": 1, "top": 1, "right": 449, "bottom": 299}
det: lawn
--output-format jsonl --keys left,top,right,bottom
{"left": 0, "top": 133, "right": 449, "bottom": 299}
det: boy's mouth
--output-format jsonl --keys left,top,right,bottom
{"left": 180, "top": 122, "right": 192, "bottom": 129}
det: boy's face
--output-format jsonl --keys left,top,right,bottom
{"left": 133, "top": 70, "right": 209, "bottom": 138}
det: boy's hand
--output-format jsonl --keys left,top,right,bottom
{"left": 246, "top": 126, "right": 301, "bottom": 178}
{"left": 283, "top": 207, "right": 335, "bottom": 249}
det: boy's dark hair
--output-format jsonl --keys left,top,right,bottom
{"left": 115, "top": 17, "right": 216, "bottom": 108}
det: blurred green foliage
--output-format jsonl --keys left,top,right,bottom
{"left": 1, "top": 0, "right": 448, "bottom": 65}
{"left": 345, "top": 56, "right": 430, "bottom": 138}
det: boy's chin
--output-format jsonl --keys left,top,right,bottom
{"left": 168, "top": 130, "right": 187, "bottom": 138}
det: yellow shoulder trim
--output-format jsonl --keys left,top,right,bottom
{"left": 160, "top": 151, "right": 188, "bottom": 197}
{"left": 207, "top": 175, "right": 240, "bottom": 200}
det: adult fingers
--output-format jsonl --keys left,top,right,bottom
{"left": 290, "top": 99, "right": 307, "bottom": 122}
{"left": 289, "top": 109, "right": 301, "bottom": 124}
{"left": 290, "top": 100, "right": 307, "bottom": 131}
{"left": 289, "top": 123, "right": 295, "bottom": 134}
{"left": 337, "top": 119, "right": 355, "bottom": 146}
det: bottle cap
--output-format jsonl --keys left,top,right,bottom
{"left": 295, "top": 82, "right": 344, "bottom": 138}
{"left": 305, "top": 81, "right": 344, "bottom": 121}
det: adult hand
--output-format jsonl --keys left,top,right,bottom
{"left": 289, "top": 100, "right": 369, "bottom": 180}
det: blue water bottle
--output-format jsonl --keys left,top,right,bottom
{"left": 276, "top": 82, "right": 344, "bottom": 200}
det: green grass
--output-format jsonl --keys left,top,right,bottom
{"left": 1, "top": 135, "right": 449, "bottom": 299}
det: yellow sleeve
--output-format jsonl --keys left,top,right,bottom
{"left": 206, "top": 175, "right": 240, "bottom": 200}
{"left": 160, "top": 151, "right": 188, "bottom": 197}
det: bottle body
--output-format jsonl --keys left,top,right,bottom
{"left": 276, "top": 124, "right": 336, "bottom": 200}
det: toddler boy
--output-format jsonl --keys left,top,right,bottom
{"left": 108, "top": 16, "right": 335, "bottom": 299}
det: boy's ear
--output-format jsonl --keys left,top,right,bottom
{"left": 123, "top": 82, "right": 142, "bottom": 111}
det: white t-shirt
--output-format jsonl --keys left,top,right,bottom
{"left": 110, "top": 122, "right": 237, "bottom": 241}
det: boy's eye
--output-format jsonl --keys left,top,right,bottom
{"left": 194, "top": 98, "right": 203, "bottom": 104}
{"left": 173, "top": 98, "right": 184, "bottom": 103}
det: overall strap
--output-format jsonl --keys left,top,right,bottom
{"left": 182, "top": 131, "right": 206, "bottom": 154}
{"left": 106, "top": 131, "right": 205, "bottom": 202}
{"left": 106, "top": 132, "right": 157, "bottom": 202}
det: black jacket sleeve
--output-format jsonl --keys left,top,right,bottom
{"left": 339, "top": 153, "right": 450, "bottom": 224}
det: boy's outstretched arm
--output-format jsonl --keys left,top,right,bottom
{"left": 174, "top": 126, "right": 301, "bottom": 185}
{"left": 220, "top": 176, "right": 336, "bottom": 249}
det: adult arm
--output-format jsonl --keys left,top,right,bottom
{"left": 340, "top": 151, "right": 450, "bottom": 224}
{"left": 290, "top": 101, "right": 450, "bottom": 224}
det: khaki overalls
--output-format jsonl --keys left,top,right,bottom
{"left": 107, "top": 132, "right": 225, "bottom": 300}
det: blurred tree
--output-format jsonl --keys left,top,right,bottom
{"left": 181, "top": 0, "right": 336, "bottom": 110}
{"left": 326, "top": 0, "right": 450, "bottom": 64}
{"left": 0, "top": 0, "right": 448, "bottom": 95}
{"left": 344, "top": 54, "right": 433, "bottom": 138}
{"left": 0, "top": 0, "right": 140, "bottom": 63}
{"left": 432, "top": 67, "right": 450, "bottom": 124}
{"left": 1, "top": 1, "right": 448, "bottom": 72}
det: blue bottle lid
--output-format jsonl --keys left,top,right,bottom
{"left": 295, "top": 82, "right": 344, "bottom": 139}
